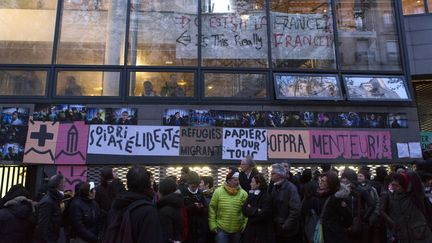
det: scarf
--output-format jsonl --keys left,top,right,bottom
{"left": 223, "top": 183, "right": 239, "bottom": 195}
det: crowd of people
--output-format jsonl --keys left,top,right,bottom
{"left": 0, "top": 158, "right": 432, "bottom": 243}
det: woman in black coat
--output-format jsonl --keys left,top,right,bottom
{"left": 69, "top": 182, "right": 100, "bottom": 243}
{"left": 241, "top": 173, "right": 275, "bottom": 243}
{"left": 302, "top": 171, "right": 352, "bottom": 243}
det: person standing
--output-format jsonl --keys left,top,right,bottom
{"left": 389, "top": 172, "right": 432, "bottom": 243}
{"left": 239, "top": 156, "right": 259, "bottom": 192}
{"left": 157, "top": 178, "right": 184, "bottom": 243}
{"left": 69, "top": 182, "right": 100, "bottom": 243}
{"left": 105, "top": 166, "right": 162, "bottom": 242}
{"left": 0, "top": 185, "right": 36, "bottom": 243}
{"left": 34, "top": 174, "right": 65, "bottom": 243}
{"left": 269, "top": 163, "right": 301, "bottom": 243}
{"left": 209, "top": 170, "right": 248, "bottom": 243}
{"left": 241, "top": 173, "right": 274, "bottom": 243}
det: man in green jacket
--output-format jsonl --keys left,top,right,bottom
{"left": 208, "top": 169, "right": 248, "bottom": 243}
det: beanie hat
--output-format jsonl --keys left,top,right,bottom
{"left": 271, "top": 163, "right": 287, "bottom": 177}
{"left": 159, "top": 178, "right": 177, "bottom": 196}
{"left": 226, "top": 171, "right": 240, "bottom": 181}
{"left": 341, "top": 168, "right": 357, "bottom": 184}
{"left": 186, "top": 171, "right": 201, "bottom": 186}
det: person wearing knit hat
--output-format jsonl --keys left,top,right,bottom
{"left": 239, "top": 156, "right": 259, "bottom": 192}
{"left": 341, "top": 168, "right": 358, "bottom": 186}
{"left": 180, "top": 171, "right": 208, "bottom": 243}
{"left": 357, "top": 167, "right": 380, "bottom": 240}
{"left": 269, "top": 163, "right": 301, "bottom": 242}
{"left": 209, "top": 166, "right": 248, "bottom": 241}
{"left": 157, "top": 177, "right": 184, "bottom": 243}
{"left": 389, "top": 172, "right": 432, "bottom": 242}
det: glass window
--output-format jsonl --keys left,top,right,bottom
{"left": 402, "top": 0, "right": 425, "bottom": 15}
{"left": 57, "top": 0, "right": 127, "bottom": 65}
{"left": 56, "top": 71, "right": 120, "bottom": 96}
{"left": 129, "top": 72, "right": 194, "bottom": 97}
{"left": 429, "top": 0, "right": 432, "bottom": 13}
{"left": 201, "top": 0, "right": 268, "bottom": 68}
{"left": 269, "top": 0, "right": 335, "bottom": 69}
{"left": 336, "top": 0, "right": 402, "bottom": 71}
{"left": 204, "top": 73, "right": 267, "bottom": 98}
{"left": 0, "top": 1, "right": 57, "bottom": 64}
{"left": 0, "top": 70, "right": 46, "bottom": 96}
{"left": 128, "top": 0, "right": 198, "bottom": 66}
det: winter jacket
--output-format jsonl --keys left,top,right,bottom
{"left": 0, "top": 196, "right": 36, "bottom": 243}
{"left": 208, "top": 184, "right": 248, "bottom": 233}
{"left": 302, "top": 186, "right": 352, "bottom": 243}
{"left": 241, "top": 190, "right": 275, "bottom": 243}
{"left": 181, "top": 187, "right": 208, "bottom": 243}
{"left": 69, "top": 196, "right": 100, "bottom": 243}
{"left": 108, "top": 191, "right": 162, "bottom": 243}
{"left": 34, "top": 188, "right": 63, "bottom": 243}
{"left": 239, "top": 168, "right": 258, "bottom": 192}
{"left": 270, "top": 179, "right": 301, "bottom": 238}
{"left": 389, "top": 192, "right": 432, "bottom": 243}
{"left": 157, "top": 191, "right": 184, "bottom": 243}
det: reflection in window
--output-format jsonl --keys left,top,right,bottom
{"left": 336, "top": 0, "right": 401, "bottom": 71}
{"left": 204, "top": 73, "right": 267, "bottom": 98}
{"left": 57, "top": 0, "right": 127, "bottom": 65}
{"left": 129, "top": 72, "right": 194, "bottom": 97}
{"left": 0, "top": 1, "right": 57, "bottom": 64}
{"left": 128, "top": 0, "right": 198, "bottom": 66}
{"left": 56, "top": 71, "right": 120, "bottom": 96}
{"left": 402, "top": 0, "right": 425, "bottom": 15}
{"left": 270, "top": 0, "right": 336, "bottom": 69}
{"left": 0, "top": 70, "right": 46, "bottom": 96}
{"left": 201, "top": 0, "right": 268, "bottom": 68}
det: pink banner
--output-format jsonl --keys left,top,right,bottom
{"left": 57, "top": 165, "right": 87, "bottom": 191}
{"left": 55, "top": 121, "right": 88, "bottom": 165}
{"left": 268, "top": 130, "right": 310, "bottom": 159}
{"left": 309, "top": 130, "right": 392, "bottom": 159}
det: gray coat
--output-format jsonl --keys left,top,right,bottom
{"left": 389, "top": 192, "right": 432, "bottom": 243}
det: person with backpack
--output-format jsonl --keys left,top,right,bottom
{"left": 157, "top": 177, "right": 184, "bottom": 243}
{"left": 301, "top": 171, "right": 352, "bottom": 243}
{"left": 69, "top": 182, "right": 100, "bottom": 243}
{"left": 389, "top": 171, "right": 432, "bottom": 243}
{"left": 104, "top": 166, "right": 162, "bottom": 243}
{"left": 0, "top": 184, "right": 36, "bottom": 243}
{"left": 34, "top": 174, "right": 65, "bottom": 243}
{"left": 357, "top": 168, "right": 380, "bottom": 243}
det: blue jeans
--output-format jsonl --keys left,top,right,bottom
{"left": 215, "top": 229, "right": 241, "bottom": 243}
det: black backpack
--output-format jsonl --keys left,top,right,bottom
{"left": 102, "top": 199, "right": 152, "bottom": 243}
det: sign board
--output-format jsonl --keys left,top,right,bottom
{"left": 222, "top": 128, "right": 267, "bottom": 160}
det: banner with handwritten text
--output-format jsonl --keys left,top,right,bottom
{"left": 222, "top": 128, "right": 267, "bottom": 160}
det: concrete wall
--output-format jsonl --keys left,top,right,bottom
{"left": 404, "top": 15, "right": 432, "bottom": 76}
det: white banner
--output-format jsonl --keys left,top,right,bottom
{"left": 222, "top": 128, "right": 267, "bottom": 160}
{"left": 87, "top": 125, "right": 180, "bottom": 156}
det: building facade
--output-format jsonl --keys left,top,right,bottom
{"left": 0, "top": 0, "right": 422, "bottom": 196}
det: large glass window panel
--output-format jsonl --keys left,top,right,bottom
{"left": 129, "top": 72, "right": 194, "bottom": 97}
{"left": 56, "top": 71, "right": 120, "bottom": 96}
{"left": 402, "top": 0, "right": 425, "bottom": 15}
{"left": 429, "top": 0, "right": 432, "bottom": 13}
{"left": 269, "top": 0, "right": 336, "bottom": 69}
{"left": 57, "top": 0, "right": 127, "bottom": 65}
{"left": 336, "top": 0, "right": 402, "bottom": 71}
{"left": 128, "top": 0, "right": 198, "bottom": 66}
{"left": 201, "top": 0, "right": 268, "bottom": 68}
{"left": 0, "top": 70, "right": 46, "bottom": 96}
{"left": 204, "top": 73, "right": 267, "bottom": 98}
{"left": 0, "top": 1, "right": 57, "bottom": 64}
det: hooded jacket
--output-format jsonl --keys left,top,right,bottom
{"left": 107, "top": 191, "right": 162, "bottom": 243}
{"left": 208, "top": 184, "right": 248, "bottom": 233}
{"left": 157, "top": 191, "right": 184, "bottom": 243}
{"left": 181, "top": 187, "right": 208, "bottom": 243}
{"left": 0, "top": 196, "right": 36, "bottom": 243}
{"left": 69, "top": 196, "right": 100, "bottom": 242}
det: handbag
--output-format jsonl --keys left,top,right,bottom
{"left": 311, "top": 197, "right": 331, "bottom": 243}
